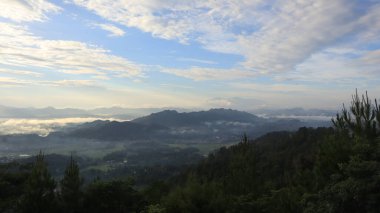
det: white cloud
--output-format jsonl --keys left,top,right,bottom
{"left": 70, "top": 0, "right": 262, "bottom": 44}
{"left": 0, "top": 67, "right": 42, "bottom": 77}
{"left": 358, "top": 49, "right": 380, "bottom": 68}
{"left": 0, "top": 117, "right": 122, "bottom": 136}
{"left": 45, "top": 79, "right": 98, "bottom": 87}
{"left": 0, "top": 77, "right": 31, "bottom": 87}
{"left": 91, "top": 75, "right": 111, "bottom": 80}
{"left": 177, "top": 57, "right": 217, "bottom": 65}
{"left": 205, "top": 97, "right": 264, "bottom": 110}
{"left": 235, "top": 1, "right": 380, "bottom": 73}
{"left": 0, "top": 0, "right": 61, "bottom": 22}
{"left": 162, "top": 67, "right": 255, "bottom": 81}
{"left": 0, "top": 77, "right": 99, "bottom": 88}
{"left": 70, "top": 0, "right": 380, "bottom": 76}
{"left": 273, "top": 48, "right": 380, "bottom": 84}
{"left": 0, "top": 22, "right": 143, "bottom": 80}
{"left": 93, "top": 23, "right": 125, "bottom": 37}
{"left": 230, "top": 82, "right": 312, "bottom": 93}
{"left": 59, "top": 69, "right": 103, "bottom": 75}
{"left": 160, "top": 83, "right": 193, "bottom": 89}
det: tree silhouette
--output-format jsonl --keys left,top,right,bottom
{"left": 19, "top": 151, "right": 56, "bottom": 213}
{"left": 60, "top": 155, "right": 83, "bottom": 213}
{"left": 332, "top": 89, "right": 380, "bottom": 140}
{"left": 316, "top": 90, "right": 380, "bottom": 212}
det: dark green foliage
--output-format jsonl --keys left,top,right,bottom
{"left": 18, "top": 151, "right": 57, "bottom": 213}
{"left": 82, "top": 178, "right": 144, "bottom": 213}
{"left": 332, "top": 90, "right": 380, "bottom": 140}
{"left": 311, "top": 91, "right": 380, "bottom": 213}
{"left": 142, "top": 181, "right": 170, "bottom": 204}
{"left": 0, "top": 162, "right": 29, "bottom": 212}
{"left": 91, "top": 143, "right": 203, "bottom": 186}
{"left": 164, "top": 177, "right": 228, "bottom": 213}
{"left": 314, "top": 133, "right": 353, "bottom": 189}
{"left": 164, "top": 127, "right": 332, "bottom": 213}
{"left": 141, "top": 204, "right": 166, "bottom": 213}
{"left": 60, "top": 156, "right": 83, "bottom": 213}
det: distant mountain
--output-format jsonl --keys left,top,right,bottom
{"left": 0, "top": 105, "right": 337, "bottom": 121}
{"left": 0, "top": 105, "right": 185, "bottom": 120}
{"left": 0, "top": 105, "right": 91, "bottom": 118}
{"left": 61, "top": 108, "right": 330, "bottom": 142}
{"left": 251, "top": 107, "right": 336, "bottom": 118}
{"left": 133, "top": 108, "right": 264, "bottom": 127}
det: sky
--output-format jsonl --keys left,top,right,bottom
{"left": 0, "top": 0, "right": 379, "bottom": 110}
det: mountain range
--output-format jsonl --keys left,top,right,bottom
{"left": 0, "top": 105, "right": 336, "bottom": 120}
{"left": 62, "top": 108, "right": 331, "bottom": 141}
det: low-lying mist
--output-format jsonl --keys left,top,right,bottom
{"left": 0, "top": 117, "right": 124, "bottom": 136}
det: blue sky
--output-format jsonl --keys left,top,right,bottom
{"left": 0, "top": 0, "right": 379, "bottom": 110}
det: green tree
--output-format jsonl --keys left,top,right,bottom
{"left": 164, "top": 177, "right": 228, "bottom": 213}
{"left": 0, "top": 162, "right": 29, "bottom": 212}
{"left": 18, "top": 151, "right": 57, "bottom": 213}
{"left": 83, "top": 178, "right": 144, "bottom": 213}
{"left": 310, "top": 91, "right": 380, "bottom": 212}
{"left": 332, "top": 90, "right": 380, "bottom": 140}
{"left": 141, "top": 204, "right": 166, "bottom": 213}
{"left": 60, "top": 155, "right": 83, "bottom": 213}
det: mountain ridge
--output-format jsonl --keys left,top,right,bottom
{"left": 61, "top": 108, "right": 330, "bottom": 141}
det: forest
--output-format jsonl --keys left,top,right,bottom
{"left": 0, "top": 91, "right": 379, "bottom": 213}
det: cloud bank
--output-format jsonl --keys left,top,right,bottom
{"left": 0, "top": 117, "right": 109, "bottom": 136}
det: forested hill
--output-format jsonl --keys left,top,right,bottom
{"left": 162, "top": 124, "right": 380, "bottom": 212}
{"left": 161, "top": 93, "right": 380, "bottom": 213}
{"left": 164, "top": 127, "right": 335, "bottom": 212}
{"left": 190, "top": 127, "right": 333, "bottom": 187}
{"left": 0, "top": 92, "right": 379, "bottom": 213}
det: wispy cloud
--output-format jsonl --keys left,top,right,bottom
{"left": 71, "top": 0, "right": 380, "bottom": 76}
{"left": 234, "top": 1, "right": 380, "bottom": 73}
{"left": 230, "top": 83, "right": 312, "bottom": 93}
{"left": 0, "top": 0, "right": 61, "bottom": 22}
{"left": 205, "top": 97, "right": 264, "bottom": 109}
{"left": 273, "top": 48, "right": 380, "bottom": 84}
{"left": 45, "top": 79, "right": 98, "bottom": 87}
{"left": 59, "top": 69, "right": 104, "bottom": 75}
{"left": 160, "top": 83, "right": 193, "bottom": 89}
{"left": 162, "top": 67, "right": 254, "bottom": 81}
{"left": 0, "top": 77, "right": 100, "bottom": 88}
{"left": 0, "top": 77, "right": 31, "bottom": 87}
{"left": 0, "top": 22, "right": 143, "bottom": 80}
{"left": 0, "top": 0, "right": 379, "bottom": 109}
{"left": 70, "top": 0, "right": 259, "bottom": 44}
{"left": 0, "top": 67, "right": 42, "bottom": 77}
{"left": 177, "top": 57, "right": 217, "bottom": 65}
{"left": 93, "top": 23, "right": 125, "bottom": 37}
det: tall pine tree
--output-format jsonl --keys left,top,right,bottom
{"left": 60, "top": 155, "right": 83, "bottom": 213}
{"left": 18, "top": 151, "right": 57, "bottom": 213}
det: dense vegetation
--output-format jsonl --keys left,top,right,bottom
{"left": 0, "top": 91, "right": 379, "bottom": 212}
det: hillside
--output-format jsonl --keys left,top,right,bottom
{"left": 67, "top": 121, "right": 168, "bottom": 140}
{"left": 161, "top": 125, "right": 380, "bottom": 213}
